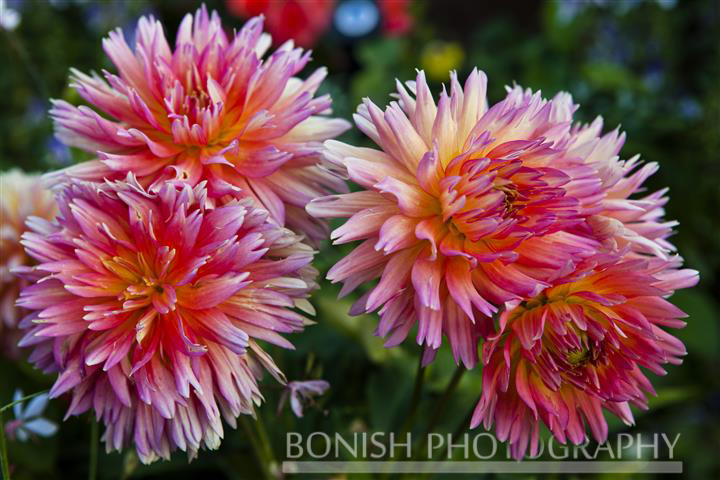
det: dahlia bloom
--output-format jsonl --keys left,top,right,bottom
{"left": 0, "top": 170, "right": 57, "bottom": 333}
{"left": 50, "top": 6, "right": 350, "bottom": 241}
{"left": 309, "top": 69, "right": 661, "bottom": 367}
{"left": 16, "top": 177, "right": 317, "bottom": 463}
{"left": 471, "top": 253, "right": 698, "bottom": 459}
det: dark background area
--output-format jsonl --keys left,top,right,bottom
{"left": 1, "top": 0, "right": 718, "bottom": 478}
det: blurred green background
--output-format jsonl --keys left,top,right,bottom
{"left": 1, "top": 0, "right": 718, "bottom": 479}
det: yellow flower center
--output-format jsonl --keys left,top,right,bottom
{"left": 566, "top": 346, "right": 593, "bottom": 367}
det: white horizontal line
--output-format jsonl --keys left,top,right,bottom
{"left": 282, "top": 460, "right": 682, "bottom": 474}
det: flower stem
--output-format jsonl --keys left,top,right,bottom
{"left": 449, "top": 403, "right": 475, "bottom": 448}
{"left": 412, "top": 365, "right": 466, "bottom": 460}
{"left": 88, "top": 416, "right": 99, "bottom": 480}
{"left": 0, "top": 410, "right": 11, "bottom": 480}
{"left": 379, "top": 353, "right": 428, "bottom": 479}
{"left": 254, "top": 413, "right": 277, "bottom": 477}
{"left": 397, "top": 353, "right": 427, "bottom": 440}
{"left": 416, "top": 398, "right": 476, "bottom": 480}
{"left": 240, "top": 417, "right": 272, "bottom": 480}
{"left": 0, "top": 391, "right": 49, "bottom": 414}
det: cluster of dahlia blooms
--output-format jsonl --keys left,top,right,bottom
{"left": 14, "top": 6, "right": 346, "bottom": 463}
{"left": 0, "top": 170, "right": 57, "bottom": 356}
{"left": 308, "top": 69, "right": 698, "bottom": 457}
{"left": 6, "top": 2, "right": 697, "bottom": 465}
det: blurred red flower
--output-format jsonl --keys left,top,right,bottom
{"left": 378, "top": 0, "right": 413, "bottom": 35}
{"left": 226, "top": 0, "right": 335, "bottom": 47}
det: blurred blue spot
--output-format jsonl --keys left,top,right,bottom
{"left": 644, "top": 62, "right": 665, "bottom": 92}
{"left": 656, "top": 0, "right": 677, "bottom": 9}
{"left": 26, "top": 97, "right": 46, "bottom": 123}
{"left": 679, "top": 97, "right": 702, "bottom": 120}
{"left": 590, "top": 21, "right": 629, "bottom": 65}
{"left": 83, "top": 4, "right": 105, "bottom": 32}
{"left": 48, "top": 138, "right": 72, "bottom": 166}
{"left": 555, "top": 0, "right": 588, "bottom": 25}
{"left": 334, "top": 0, "right": 379, "bottom": 38}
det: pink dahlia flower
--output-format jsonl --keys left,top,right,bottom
{"left": 0, "top": 170, "right": 57, "bottom": 337}
{"left": 50, "top": 6, "right": 350, "bottom": 241}
{"left": 16, "top": 177, "right": 317, "bottom": 463}
{"left": 471, "top": 253, "right": 698, "bottom": 459}
{"left": 309, "top": 69, "right": 662, "bottom": 367}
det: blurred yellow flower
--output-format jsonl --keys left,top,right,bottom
{"left": 420, "top": 41, "right": 465, "bottom": 80}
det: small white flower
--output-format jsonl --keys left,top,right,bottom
{"left": 5, "top": 390, "right": 57, "bottom": 442}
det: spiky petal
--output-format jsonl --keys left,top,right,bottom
{"left": 309, "top": 69, "right": 671, "bottom": 367}
{"left": 50, "top": 6, "right": 350, "bottom": 241}
{"left": 17, "top": 177, "right": 317, "bottom": 463}
{"left": 471, "top": 253, "right": 698, "bottom": 459}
